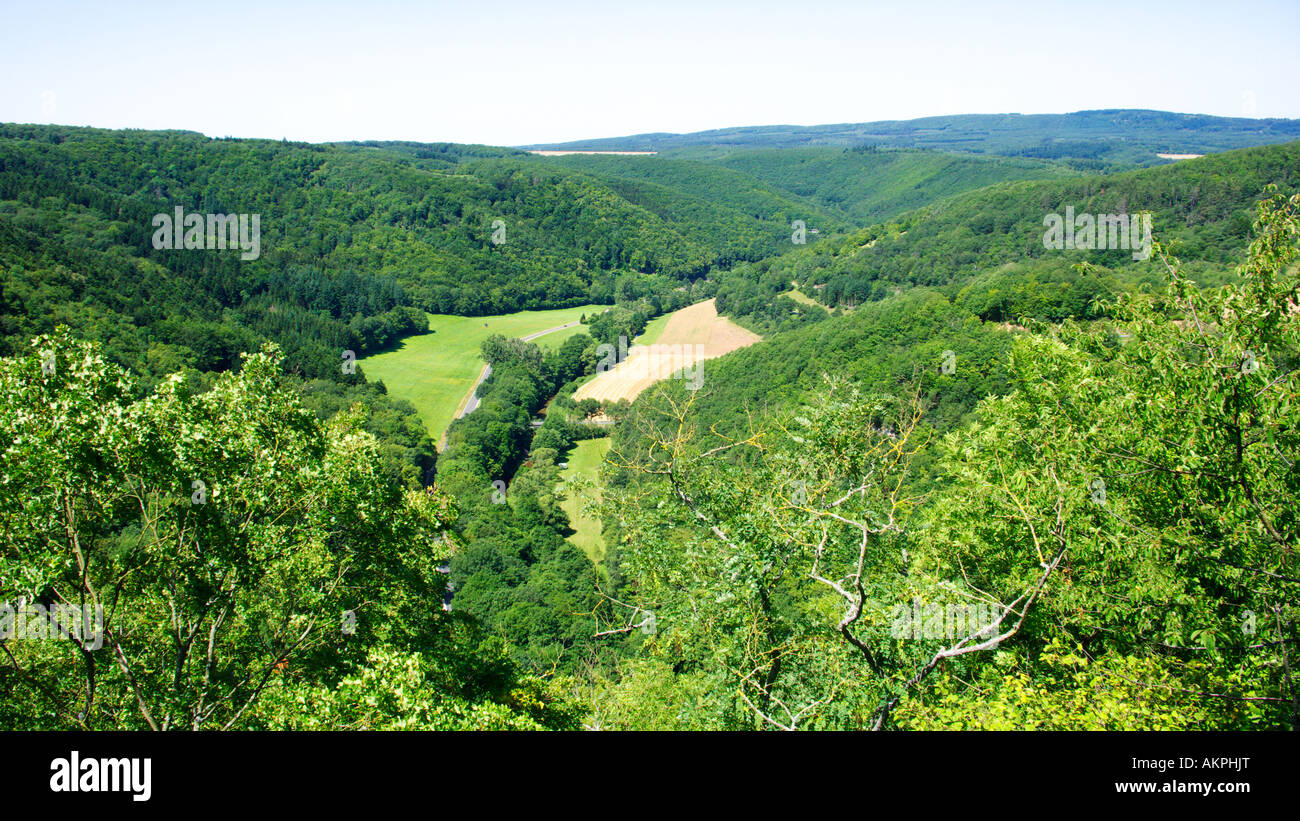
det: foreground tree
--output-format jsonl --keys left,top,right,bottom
{"left": 592, "top": 379, "right": 930, "bottom": 729}
{"left": 0, "top": 333, "right": 582, "bottom": 730}
{"left": 901, "top": 189, "right": 1299, "bottom": 729}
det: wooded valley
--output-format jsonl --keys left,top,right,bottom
{"left": 2, "top": 116, "right": 1298, "bottom": 732}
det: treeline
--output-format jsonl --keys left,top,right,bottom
{"left": 535, "top": 109, "right": 1300, "bottom": 167}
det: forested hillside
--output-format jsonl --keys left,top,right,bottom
{"left": 0, "top": 122, "right": 819, "bottom": 367}
{"left": 542, "top": 146, "right": 1075, "bottom": 227}
{"left": 712, "top": 141, "right": 1300, "bottom": 319}
{"left": 526, "top": 152, "right": 851, "bottom": 231}
{"left": 705, "top": 146, "right": 1077, "bottom": 224}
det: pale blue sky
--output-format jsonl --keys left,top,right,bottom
{"left": 2, "top": 0, "right": 1296, "bottom": 146}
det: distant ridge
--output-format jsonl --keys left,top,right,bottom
{"left": 522, "top": 110, "right": 1300, "bottom": 166}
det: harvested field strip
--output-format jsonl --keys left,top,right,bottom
{"left": 573, "top": 299, "right": 761, "bottom": 404}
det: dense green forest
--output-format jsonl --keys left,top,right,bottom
{"left": 541, "top": 146, "right": 1075, "bottom": 227}
{"left": 711, "top": 140, "right": 1300, "bottom": 325}
{"left": 530, "top": 152, "right": 852, "bottom": 232}
{"left": 2, "top": 119, "right": 1297, "bottom": 731}
{"left": 0, "top": 122, "right": 818, "bottom": 340}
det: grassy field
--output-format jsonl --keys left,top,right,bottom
{"left": 635, "top": 311, "right": 673, "bottom": 346}
{"left": 558, "top": 438, "right": 611, "bottom": 562}
{"left": 360, "top": 305, "right": 604, "bottom": 443}
{"left": 783, "top": 287, "right": 820, "bottom": 307}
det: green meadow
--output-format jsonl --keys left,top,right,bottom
{"left": 558, "top": 438, "right": 611, "bottom": 562}
{"left": 360, "top": 305, "right": 604, "bottom": 444}
{"left": 634, "top": 312, "right": 673, "bottom": 346}
{"left": 782, "top": 287, "right": 820, "bottom": 307}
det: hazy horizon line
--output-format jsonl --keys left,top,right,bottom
{"left": 7, "top": 106, "right": 1300, "bottom": 152}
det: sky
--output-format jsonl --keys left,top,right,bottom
{"left": 2, "top": 0, "right": 1297, "bottom": 147}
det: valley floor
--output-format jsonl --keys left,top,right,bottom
{"left": 359, "top": 305, "right": 603, "bottom": 444}
{"left": 558, "top": 438, "right": 612, "bottom": 562}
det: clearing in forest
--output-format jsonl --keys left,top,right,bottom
{"left": 359, "top": 304, "right": 603, "bottom": 445}
{"left": 558, "top": 438, "right": 612, "bottom": 562}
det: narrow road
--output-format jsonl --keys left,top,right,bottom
{"left": 460, "top": 363, "right": 491, "bottom": 417}
{"left": 438, "top": 321, "right": 582, "bottom": 449}
{"left": 519, "top": 321, "right": 581, "bottom": 343}
{"left": 460, "top": 321, "right": 579, "bottom": 417}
